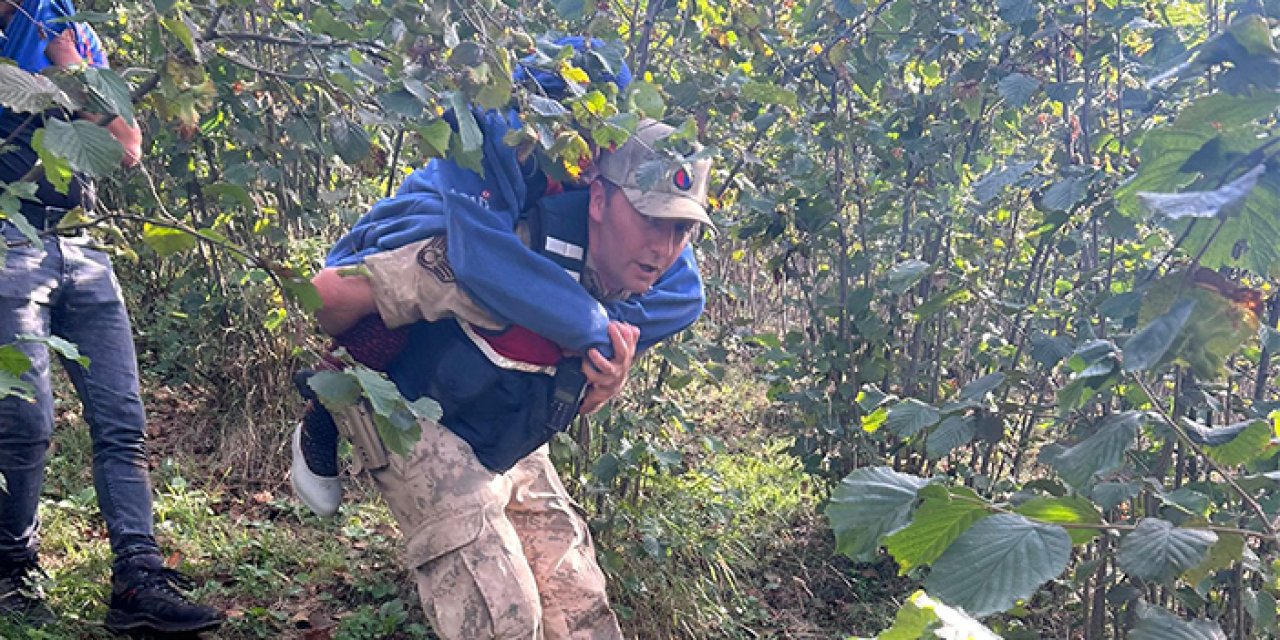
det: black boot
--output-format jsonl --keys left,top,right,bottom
{"left": 0, "top": 554, "right": 54, "bottom": 627}
{"left": 104, "top": 554, "right": 223, "bottom": 634}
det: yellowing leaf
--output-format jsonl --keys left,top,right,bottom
{"left": 560, "top": 65, "right": 590, "bottom": 85}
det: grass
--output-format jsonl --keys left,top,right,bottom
{"left": 0, "top": 362, "right": 910, "bottom": 639}
{"left": 0, "top": 388, "right": 429, "bottom": 639}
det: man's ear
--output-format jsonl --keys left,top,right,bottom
{"left": 588, "top": 180, "right": 608, "bottom": 224}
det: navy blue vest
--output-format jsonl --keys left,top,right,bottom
{"left": 387, "top": 190, "right": 592, "bottom": 472}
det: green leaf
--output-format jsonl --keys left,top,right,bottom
{"left": 529, "top": 95, "right": 570, "bottom": 118}
{"left": 278, "top": 273, "right": 323, "bottom": 314}
{"left": 857, "top": 384, "right": 891, "bottom": 412}
{"left": 741, "top": 81, "right": 797, "bottom": 108}
{"left": 1183, "top": 533, "right": 1243, "bottom": 585}
{"left": 31, "top": 129, "right": 74, "bottom": 194}
{"left": 1245, "top": 590, "right": 1277, "bottom": 633}
{"left": 553, "top": 0, "right": 587, "bottom": 20}
{"left": 39, "top": 119, "right": 123, "bottom": 177}
{"left": 1117, "top": 518, "right": 1216, "bottom": 583}
{"left": 416, "top": 119, "right": 452, "bottom": 158}
{"left": 1042, "top": 176, "right": 1090, "bottom": 212}
{"left": 1116, "top": 92, "right": 1280, "bottom": 218}
{"left": 912, "top": 288, "right": 971, "bottom": 321}
{"left": 379, "top": 89, "right": 425, "bottom": 119}
{"left": 1139, "top": 271, "right": 1260, "bottom": 377}
{"left": 1091, "top": 481, "right": 1141, "bottom": 511}
{"left": 308, "top": 370, "right": 361, "bottom": 410}
{"left": 885, "top": 399, "right": 940, "bottom": 437}
{"left": 1184, "top": 419, "right": 1276, "bottom": 466}
{"left": 141, "top": 223, "right": 196, "bottom": 257}
{"left": 0, "top": 368, "right": 35, "bottom": 402}
{"left": 997, "top": 0, "right": 1039, "bottom": 24}
{"left": 591, "top": 113, "right": 638, "bottom": 151}
{"left": 1, "top": 200, "right": 42, "bottom": 246}
{"left": 473, "top": 53, "right": 513, "bottom": 111}
{"left": 883, "top": 486, "right": 990, "bottom": 573}
{"left": 1226, "top": 15, "right": 1276, "bottom": 55}
{"left": 925, "top": 513, "right": 1072, "bottom": 617}
{"left": 405, "top": 394, "right": 443, "bottom": 424}
{"left": 832, "top": 0, "right": 866, "bottom": 20}
{"left": 16, "top": 334, "right": 88, "bottom": 368}
{"left": 997, "top": 73, "right": 1041, "bottom": 108}
{"left": 1130, "top": 603, "right": 1227, "bottom": 640}
{"left": 449, "top": 93, "right": 483, "bottom": 154}
{"left": 1138, "top": 164, "right": 1267, "bottom": 220}
{"left": 450, "top": 42, "right": 486, "bottom": 67}
{"left": 1051, "top": 411, "right": 1142, "bottom": 488}
{"left": 309, "top": 6, "right": 360, "bottom": 40}
{"left": 1122, "top": 298, "right": 1196, "bottom": 373}
{"left": 826, "top": 466, "right": 932, "bottom": 562}
{"left": 1183, "top": 172, "right": 1280, "bottom": 277}
{"left": 159, "top": 15, "right": 197, "bottom": 59}
{"left": 1029, "top": 332, "right": 1073, "bottom": 368}
{"left": 885, "top": 259, "right": 931, "bottom": 294}
{"left": 0, "top": 343, "right": 32, "bottom": 377}
{"left": 973, "top": 161, "right": 1036, "bottom": 203}
{"left": 0, "top": 65, "right": 75, "bottom": 113}
{"left": 350, "top": 367, "right": 423, "bottom": 454}
{"left": 926, "top": 415, "right": 976, "bottom": 459}
{"left": 1014, "top": 495, "right": 1102, "bottom": 545}
{"left": 875, "top": 590, "right": 1001, "bottom": 640}
{"left": 626, "top": 81, "right": 666, "bottom": 119}
{"left": 329, "top": 117, "right": 371, "bottom": 164}
{"left": 959, "top": 372, "right": 1005, "bottom": 401}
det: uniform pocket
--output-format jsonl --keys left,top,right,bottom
{"left": 407, "top": 509, "right": 541, "bottom": 639}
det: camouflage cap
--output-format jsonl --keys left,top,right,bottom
{"left": 596, "top": 119, "right": 713, "bottom": 227}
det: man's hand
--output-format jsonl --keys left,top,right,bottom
{"left": 579, "top": 321, "right": 640, "bottom": 415}
{"left": 46, "top": 28, "right": 144, "bottom": 167}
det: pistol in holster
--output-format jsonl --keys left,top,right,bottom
{"left": 331, "top": 400, "right": 391, "bottom": 473}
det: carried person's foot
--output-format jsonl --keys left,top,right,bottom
{"left": 104, "top": 554, "right": 223, "bottom": 634}
{"left": 0, "top": 555, "right": 55, "bottom": 627}
{"left": 291, "top": 420, "right": 342, "bottom": 517}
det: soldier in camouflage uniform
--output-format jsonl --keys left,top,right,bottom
{"left": 305, "top": 119, "right": 713, "bottom": 639}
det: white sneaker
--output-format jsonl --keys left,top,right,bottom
{"left": 290, "top": 423, "right": 342, "bottom": 517}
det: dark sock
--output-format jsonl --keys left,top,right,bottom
{"left": 300, "top": 400, "right": 340, "bottom": 478}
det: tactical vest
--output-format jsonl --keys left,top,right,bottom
{"left": 391, "top": 189, "right": 593, "bottom": 473}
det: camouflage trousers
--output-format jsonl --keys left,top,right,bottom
{"left": 368, "top": 418, "right": 623, "bottom": 640}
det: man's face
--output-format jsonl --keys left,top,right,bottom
{"left": 588, "top": 180, "right": 697, "bottom": 295}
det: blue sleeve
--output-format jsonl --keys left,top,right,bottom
{"left": 604, "top": 245, "right": 704, "bottom": 352}
{"left": 436, "top": 160, "right": 615, "bottom": 354}
{"left": 0, "top": 1, "right": 100, "bottom": 73}
{"left": 2, "top": 0, "right": 65, "bottom": 72}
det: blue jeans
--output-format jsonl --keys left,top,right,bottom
{"left": 0, "top": 222, "right": 159, "bottom": 564}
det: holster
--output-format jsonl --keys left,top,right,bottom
{"left": 331, "top": 400, "right": 391, "bottom": 473}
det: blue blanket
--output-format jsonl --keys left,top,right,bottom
{"left": 327, "top": 41, "right": 703, "bottom": 357}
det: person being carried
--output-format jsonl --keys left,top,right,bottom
{"left": 0, "top": 0, "right": 223, "bottom": 633}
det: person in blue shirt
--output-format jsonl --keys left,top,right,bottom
{"left": 0, "top": 0, "right": 222, "bottom": 633}
{"left": 294, "top": 108, "right": 713, "bottom": 637}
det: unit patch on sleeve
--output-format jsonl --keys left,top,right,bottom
{"left": 416, "top": 235, "right": 456, "bottom": 283}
